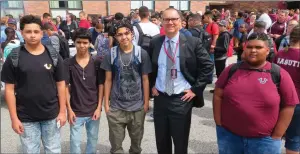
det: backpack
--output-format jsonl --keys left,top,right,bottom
{"left": 10, "top": 44, "right": 58, "bottom": 68}
{"left": 266, "top": 35, "right": 276, "bottom": 62}
{"left": 110, "top": 45, "right": 142, "bottom": 77}
{"left": 110, "top": 45, "right": 142, "bottom": 66}
{"left": 53, "top": 33, "right": 70, "bottom": 59}
{"left": 95, "top": 33, "right": 110, "bottom": 60}
{"left": 226, "top": 62, "right": 281, "bottom": 89}
{"left": 134, "top": 23, "right": 155, "bottom": 51}
{"left": 194, "top": 27, "right": 212, "bottom": 52}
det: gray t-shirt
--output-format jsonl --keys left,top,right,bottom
{"left": 101, "top": 47, "right": 152, "bottom": 111}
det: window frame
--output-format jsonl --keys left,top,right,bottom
{"left": 130, "top": 1, "right": 155, "bottom": 11}
{"left": 49, "top": 1, "right": 82, "bottom": 10}
{"left": 0, "top": 1, "right": 24, "bottom": 19}
{"left": 169, "top": 1, "right": 190, "bottom": 11}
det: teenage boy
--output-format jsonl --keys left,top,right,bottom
{"left": 235, "top": 23, "right": 248, "bottom": 62}
{"left": 64, "top": 28, "right": 104, "bottom": 153}
{"left": 210, "top": 20, "right": 231, "bottom": 93}
{"left": 1, "top": 15, "right": 66, "bottom": 153}
{"left": 101, "top": 20, "right": 152, "bottom": 154}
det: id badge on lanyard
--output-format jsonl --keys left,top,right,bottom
{"left": 164, "top": 40, "right": 179, "bottom": 80}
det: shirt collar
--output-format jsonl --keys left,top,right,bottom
{"left": 164, "top": 32, "right": 180, "bottom": 43}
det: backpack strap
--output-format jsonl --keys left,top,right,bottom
{"left": 45, "top": 44, "right": 58, "bottom": 67}
{"left": 134, "top": 45, "right": 142, "bottom": 64}
{"left": 227, "top": 61, "right": 243, "bottom": 81}
{"left": 110, "top": 46, "right": 118, "bottom": 65}
{"left": 134, "top": 23, "right": 144, "bottom": 45}
{"left": 270, "top": 63, "right": 281, "bottom": 89}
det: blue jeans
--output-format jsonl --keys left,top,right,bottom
{"left": 216, "top": 126, "right": 281, "bottom": 154}
{"left": 20, "top": 118, "right": 61, "bottom": 153}
{"left": 70, "top": 117, "right": 100, "bottom": 154}
{"left": 285, "top": 104, "right": 300, "bottom": 152}
{"left": 209, "top": 53, "right": 215, "bottom": 82}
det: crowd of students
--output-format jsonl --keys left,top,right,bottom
{"left": 0, "top": 5, "right": 300, "bottom": 154}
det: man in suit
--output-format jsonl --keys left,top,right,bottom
{"left": 148, "top": 8, "right": 214, "bottom": 154}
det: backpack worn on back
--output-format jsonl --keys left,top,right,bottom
{"left": 226, "top": 62, "right": 281, "bottom": 89}
{"left": 266, "top": 35, "right": 276, "bottom": 62}
{"left": 10, "top": 44, "right": 59, "bottom": 68}
{"left": 194, "top": 27, "right": 212, "bottom": 53}
{"left": 95, "top": 33, "right": 110, "bottom": 59}
{"left": 54, "top": 34, "right": 70, "bottom": 59}
{"left": 134, "top": 23, "right": 154, "bottom": 51}
{"left": 110, "top": 45, "right": 142, "bottom": 66}
{"left": 53, "top": 33, "right": 70, "bottom": 59}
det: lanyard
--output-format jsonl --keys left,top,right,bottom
{"left": 163, "top": 40, "right": 179, "bottom": 64}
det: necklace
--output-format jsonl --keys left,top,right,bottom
{"left": 119, "top": 50, "right": 133, "bottom": 67}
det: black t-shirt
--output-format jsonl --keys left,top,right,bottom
{"left": 1, "top": 46, "right": 65, "bottom": 122}
{"left": 64, "top": 56, "right": 105, "bottom": 117}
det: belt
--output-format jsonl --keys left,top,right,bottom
{"left": 157, "top": 90, "right": 185, "bottom": 97}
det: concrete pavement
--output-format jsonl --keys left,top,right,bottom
{"left": 0, "top": 56, "right": 286, "bottom": 153}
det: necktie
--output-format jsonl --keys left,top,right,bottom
{"left": 165, "top": 40, "right": 174, "bottom": 96}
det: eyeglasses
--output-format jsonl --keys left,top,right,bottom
{"left": 115, "top": 31, "right": 131, "bottom": 37}
{"left": 163, "top": 18, "right": 180, "bottom": 23}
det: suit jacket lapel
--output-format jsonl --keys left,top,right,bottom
{"left": 179, "top": 34, "right": 187, "bottom": 72}
{"left": 152, "top": 36, "right": 165, "bottom": 65}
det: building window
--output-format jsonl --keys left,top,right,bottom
{"left": 49, "top": 1, "right": 82, "bottom": 9}
{"left": 131, "top": 1, "right": 154, "bottom": 10}
{"left": 169, "top": 1, "right": 189, "bottom": 11}
{"left": 49, "top": 1, "right": 82, "bottom": 19}
{"left": 0, "top": 1, "right": 24, "bottom": 19}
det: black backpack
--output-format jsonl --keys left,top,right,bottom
{"left": 9, "top": 45, "right": 59, "bottom": 87}
{"left": 194, "top": 27, "right": 212, "bottom": 53}
{"left": 134, "top": 23, "right": 157, "bottom": 51}
{"left": 266, "top": 35, "right": 276, "bottom": 62}
{"left": 226, "top": 62, "right": 281, "bottom": 89}
{"left": 53, "top": 34, "right": 70, "bottom": 59}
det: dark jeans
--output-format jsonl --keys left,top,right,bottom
{"left": 285, "top": 104, "right": 300, "bottom": 152}
{"left": 209, "top": 53, "right": 215, "bottom": 82}
{"left": 216, "top": 126, "right": 281, "bottom": 154}
{"left": 214, "top": 59, "right": 226, "bottom": 78}
{"left": 153, "top": 92, "right": 193, "bottom": 154}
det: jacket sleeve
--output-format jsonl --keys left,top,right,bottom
{"left": 148, "top": 38, "right": 156, "bottom": 89}
{"left": 215, "top": 33, "right": 230, "bottom": 54}
{"left": 191, "top": 38, "right": 214, "bottom": 96}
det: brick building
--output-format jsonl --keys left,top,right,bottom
{"left": 0, "top": 1, "right": 287, "bottom": 20}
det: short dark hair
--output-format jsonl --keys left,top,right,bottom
{"left": 139, "top": 6, "right": 149, "bottom": 19}
{"left": 113, "top": 20, "right": 133, "bottom": 36}
{"left": 72, "top": 28, "right": 92, "bottom": 42}
{"left": 20, "top": 15, "right": 43, "bottom": 30}
{"left": 43, "top": 23, "right": 54, "bottom": 31}
{"left": 189, "top": 13, "right": 202, "bottom": 21}
{"left": 115, "top": 12, "right": 124, "bottom": 21}
{"left": 238, "top": 11, "right": 244, "bottom": 18}
{"left": 247, "top": 32, "right": 269, "bottom": 46}
{"left": 43, "top": 13, "right": 51, "bottom": 19}
{"left": 204, "top": 11, "right": 214, "bottom": 19}
{"left": 151, "top": 14, "right": 160, "bottom": 19}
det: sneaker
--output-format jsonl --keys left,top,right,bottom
{"left": 149, "top": 113, "right": 154, "bottom": 120}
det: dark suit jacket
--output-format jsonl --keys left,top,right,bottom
{"left": 148, "top": 34, "right": 214, "bottom": 108}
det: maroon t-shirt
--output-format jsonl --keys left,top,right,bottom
{"left": 274, "top": 48, "right": 300, "bottom": 101}
{"left": 216, "top": 62, "right": 299, "bottom": 137}
{"left": 269, "top": 21, "right": 286, "bottom": 35}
